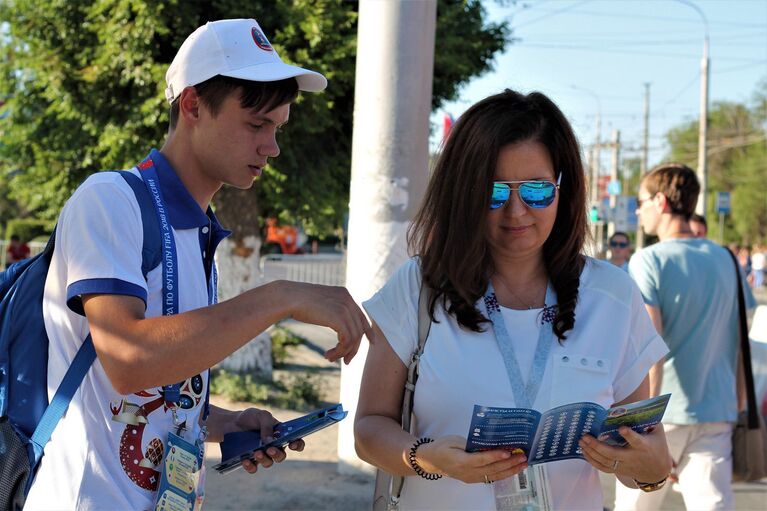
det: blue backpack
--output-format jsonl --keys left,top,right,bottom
{"left": 0, "top": 171, "right": 161, "bottom": 510}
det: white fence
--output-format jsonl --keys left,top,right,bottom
{"left": 0, "top": 239, "right": 348, "bottom": 288}
{"left": 259, "top": 253, "right": 346, "bottom": 286}
{"left": 0, "top": 240, "right": 47, "bottom": 268}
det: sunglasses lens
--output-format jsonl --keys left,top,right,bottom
{"left": 610, "top": 242, "right": 628, "bottom": 248}
{"left": 518, "top": 182, "right": 556, "bottom": 208}
{"left": 491, "top": 183, "right": 511, "bottom": 209}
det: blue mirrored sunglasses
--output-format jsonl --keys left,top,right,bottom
{"left": 490, "top": 174, "right": 561, "bottom": 210}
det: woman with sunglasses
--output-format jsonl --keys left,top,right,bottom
{"left": 608, "top": 231, "right": 632, "bottom": 271}
{"left": 354, "top": 89, "right": 671, "bottom": 510}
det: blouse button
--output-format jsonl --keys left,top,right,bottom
{"left": 597, "top": 360, "right": 604, "bottom": 367}
{"left": 562, "top": 356, "right": 569, "bottom": 363}
{"left": 202, "top": 226, "right": 210, "bottom": 234}
{"left": 580, "top": 358, "right": 588, "bottom": 366}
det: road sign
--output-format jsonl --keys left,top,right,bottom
{"left": 716, "top": 192, "right": 731, "bottom": 214}
{"left": 612, "top": 196, "right": 638, "bottom": 232}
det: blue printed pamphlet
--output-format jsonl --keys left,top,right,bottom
{"left": 214, "top": 403, "right": 347, "bottom": 474}
{"left": 465, "top": 394, "right": 670, "bottom": 465}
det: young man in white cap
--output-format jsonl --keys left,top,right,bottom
{"left": 24, "top": 19, "right": 371, "bottom": 510}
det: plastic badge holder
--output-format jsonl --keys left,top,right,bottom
{"left": 214, "top": 403, "right": 347, "bottom": 475}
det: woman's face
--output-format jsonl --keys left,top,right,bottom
{"left": 486, "top": 140, "right": 559, "bottom": 263}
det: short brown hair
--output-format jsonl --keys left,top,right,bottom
{"left": 642, "top": 163, "right": 700, "bottom": 220}
{"left": 408, "top": 89, "right": 587, "bottom": 340}
{"left": 169, "top": 76, "right": 299, "bottom": 130}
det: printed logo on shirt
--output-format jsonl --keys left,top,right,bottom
{"left": 110, "top": 374, "right": 204, "bottom": 492}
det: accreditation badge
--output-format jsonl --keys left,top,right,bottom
{"left": 154, "top": 432, "right": 206, "bottom": 511}
{"left": 493, "top": 465, "right": 552, "bottom": 511}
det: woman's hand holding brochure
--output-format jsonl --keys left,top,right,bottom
{"left": 579, "top": 424, "right": 672, "bottom": 483}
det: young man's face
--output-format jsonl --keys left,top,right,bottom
{"left": 191, "top": 90, "right": 290, "bottom": 190}
{"left": 636, "top": 185, "right": 660, "bottom": 235}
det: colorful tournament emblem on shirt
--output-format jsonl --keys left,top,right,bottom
{"left": 251, "top": 27, "right": 273, "bottom": 51}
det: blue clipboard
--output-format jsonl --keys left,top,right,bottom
{"left": 214, "top": 403, "right": 347, "bottom": 474}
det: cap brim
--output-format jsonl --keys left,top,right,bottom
{"left": 222, "top": 62, "right": 327, "bottom": 92}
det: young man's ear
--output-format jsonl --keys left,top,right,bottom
{"left": 654, "top": 192, "right": 669, "bottom": 213}
{"left": 178, "top": 86, "right": 201, "bottom": 125}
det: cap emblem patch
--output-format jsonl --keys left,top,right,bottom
{"left": 251, "top": 27, "right": 273, "bottom": 51}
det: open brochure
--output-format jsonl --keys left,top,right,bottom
{"left": 214, "top": 403, "right": 347, "bottom": 475}
{"left": 465, "top": 394, "right": 670, "bottom": 465}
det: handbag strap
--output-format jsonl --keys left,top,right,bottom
{"left": 726, "top": 248, "right": 760, "bottom": 429}
{"left": 389, "top": 284, "right": 433, "bottom": 505}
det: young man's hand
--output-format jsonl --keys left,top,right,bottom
{"left": 281, "top": 282, "right": 374, "bottom": 364}
{"left": 233, "top": 407, "right": 305, "bottom": 474}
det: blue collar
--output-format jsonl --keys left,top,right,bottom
{"left": 148, "top": 148, "right": 228, "bottom": 232}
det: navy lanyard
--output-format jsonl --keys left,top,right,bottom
{"left": 484, "top": 283, "right": 557, "bottom": 409}
{"left": 137, "top": 158, "right": 181, "bottom": 403}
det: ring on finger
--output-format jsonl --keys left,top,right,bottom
{"left": 483, "top": 474, "right": 492, "bottom": 484}
{"left": 612, "top": 459, "right": 620, "bottom": 471}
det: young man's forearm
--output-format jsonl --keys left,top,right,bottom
{"left": 85, "top": 280, "right": 366, "bottom": 395}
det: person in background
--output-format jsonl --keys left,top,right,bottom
{"left": 751, "top": 244, "right": 765, "bottom": 289}
{"left": 6, "top": 234, "right": 31, "bottom": 268}
{"left": 615, "top": 163, "right": 755, "bottom": 511}
{"left": 608, "top": 231, "right": 632, "bottom": 271}
{"left": 689, "top": 213, "right": 707, "bottom": 238}
{"left": 354, "top": 89, "right": 671, "bottom": 510}
{"left": 737, "top": 246, "right": 752, "bottom": 286}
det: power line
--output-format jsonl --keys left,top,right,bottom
{"left": 516, "top": 42, "right": 760, "bottom": 62}
{"left": 515, "top": 5, "right": 767, "bottom": 29}
{"left": 511, "top": 0, "right": 590, "bottom": 30}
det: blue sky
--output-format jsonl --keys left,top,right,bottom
{"left": 431, "top": 0, "right": 767, "bottom": 172}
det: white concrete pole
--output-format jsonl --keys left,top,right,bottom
{"left": 607, "top": 129, "right": 621, "bottom": 238}
{"left": 696, "top": 37, "right": 710, "bottom": 216}
{"left": 338, "top": 0, "right": 437, "bottom": 475}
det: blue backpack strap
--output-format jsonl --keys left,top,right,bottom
{"left": 29, "top": 335, "right": 95, "bottom": 464}
{"left": 115, "top": 170, "right": 162, "bottom": 278}
{"left": 27, "top": 170, "right": 162, "bottom": 462}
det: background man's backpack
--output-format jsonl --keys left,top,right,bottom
{"left": 0, "top": 171, "right": 161, "bottom": 510}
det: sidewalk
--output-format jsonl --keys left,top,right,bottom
{"left": 203, "top": 320, "right": 767, "bottom": 510}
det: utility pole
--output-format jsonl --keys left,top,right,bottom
{"left": 637, "top": 83, "right": 650, "bottom": 248}
{"left": 697, "top": 35, "right": 710, "bottom": 216}
{"left": 590, "top": 115, "right": 602, "bottom": 254}
{"left": 608, "top": 129, "right": 621, "bottom": 238}
{"left": 591, "top": 114, "right": 601, "bottom": 206}
{"left": 339, "top": 0, "right": 437, "bottom": 475}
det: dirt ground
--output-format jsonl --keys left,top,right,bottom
{"left": 203, "top": 321, "right": 375, "bottom": 510}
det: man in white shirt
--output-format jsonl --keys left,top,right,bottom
{"left": 25, "top": 18, "right": 371, "bottom": 510}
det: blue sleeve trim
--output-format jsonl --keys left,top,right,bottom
{"left": 66, "top": 278, "right": 147, "bottom": 316}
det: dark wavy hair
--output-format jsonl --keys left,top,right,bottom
{"left": 407, "top": 89, "right": 588, "bottom": 341}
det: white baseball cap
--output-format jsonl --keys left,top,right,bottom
{"left": 165, "top": 18, "right": 327, "bottom": 103}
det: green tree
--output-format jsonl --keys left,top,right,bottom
{"left": 0, "top": 0, "right": 509, "bottom": 239}
{"left": 664, "top": 82, "right": 767, "bottom": 244}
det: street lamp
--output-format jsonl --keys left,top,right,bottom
{"left": 676, "top": 0, "right": 710, "bottom": 217}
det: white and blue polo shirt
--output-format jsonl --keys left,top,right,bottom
{"left": 27, "top": 149, "right": 230, "bottom": 510}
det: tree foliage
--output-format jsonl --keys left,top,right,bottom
{"left": 665, "top": 79, "right": 767, "bottom": 244}
{"left": 0, "top": 0, "right": 509, "bottom": 239}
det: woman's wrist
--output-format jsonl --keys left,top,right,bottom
{"left": 408, "top": 438, "right": 443, "bottom": 479}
